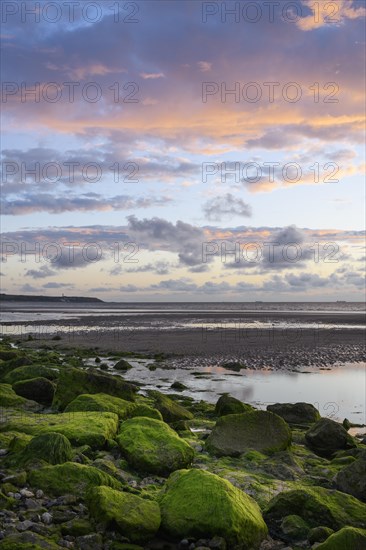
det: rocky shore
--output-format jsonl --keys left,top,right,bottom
{"left": 0, "top": 340, "right": 366, "bottom": 550}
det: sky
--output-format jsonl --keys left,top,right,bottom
{"left": 1, "top": 0, "right": 365, "bottom": 301}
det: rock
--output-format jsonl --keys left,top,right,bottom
{"left": 76, "top": 533, "right": 103, "bottom": 549}
{"left": 114, "top": 359, "right": 133, "bottom": 371}
{"left": 0, "top": 383, "right": 41, "bottom": 411}
{"left": 17, "top": 432, "right": 73, "bottom": 466}
{"left": 149, "top": 390, "right": 194, "bottom": 423}
{"left": 12, "top": 377, "right": 55, "bottom": 406}
{"left": 88, "top": 485, "right": 161, "bottom": 543}
{"left": 60, "top": 518, "right": 93, "bottom": 537}
{"left": 215, "top": 394, "right": 254, "bottom": 417}
{"left": 307, "top": 526, "right": 334, "bottom": 544}
{"left": 41, "top": 512, "right": 52, "bottom": 524}
{"left": 1, "top": 411, "right": 119, "bottom": 449}
{"left": 343, "top": 418, "right": 351, "bottom": 431}
{"left": 336, "top": 454, "right": 366, "bottom": 501}
{"left": 117, "top": 417, "right": 194, "bottom": 476}
{"left": 25, "top": 498, "right": 39, "bottom": 510}
{"left": 4, "top": 364, "right": 59, "bottom": 384}
{"left": 159, "top": 468, "right": 268, "bottom": 549}
{"left": 267, "top": 402, "right": 320, "bottom": 425}
{"left": 35, "top": 490, "right": 44, "bottom": 499}
{"left": 28, "top": 462, "right": 121, "bottom": 496}
{"left": 125, "top": 403, "right": 163, "bottom": 421}
{"left": 305, "top": 418, "right": 357, "bottom": 457}
{"left": 280, "top": 514, "right": 309, "bottom": 541}
{"left": 65, "top": 392, "right": 132, "bottom": 418}
{"left": 208, "top": 536, "right": 227, "bottom": 549}
{"left": 206, "top": 411, "right": 291, "bottom": 457}
{"left": 316, "top": 526, "right": 366, "bottom": 549}
{"left": 0, "top": 531, "right": 61, "bottom": 549}
{"left": 52, "top": 367, "right": 137, "bottom": 410}
{"left": 20, "top": 489, "right": 34, "bottom": 498}
{"left": 264, "top": 485, "right": 366, "bottom": 533}
{"left": 171, "top": 381, "right": 188, "bottom": 391}
{"left": 16, "top": 519, "right": 34, "bottom": 531}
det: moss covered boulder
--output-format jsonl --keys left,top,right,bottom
{"left": 0, "top": 531, "right": 61, "bottom": 549}
{"left": 0, "top": 383, "right": 41, "bottom": 411}
{"left": 65, "top": 392, "right": 131, "bottom": 418}
{"left": 4, "top": 364, "right": 59, "bottom": 384}
{"left": 264, "top": 486, "right": 366, "bottom": 533}
{"left": 149, "top": 390, "right": 193, "bottom": 423}
{"left": 88, "top": 485, "right": 161, "bottom": 543}
{"left": 13, "top": 376, "right": 55, "bottom": 406}
{"left": 215, "top": 394, "right": 254, "bottom": 417}
{"left": 126, "top": 403, "right": 163, "bottom": 421}
{"left": 336, "top": 453, "right": 366, "bottom": 501}
{"left": 316, "top": 527, "right": 366, "bottom": 550}
{"left": 206, "top": 410, "right": 291, "bottom": 457}
{"left": 267, "top": 402, "right": 320, "bottom": 425}
{"left": 280, "top": 514, "right": 310, "bottom": 541}
{"left": 159, "top": 468, "right": 268, "bottom": 549}
{"left": 117, "top": 417, "right": 194, "bottom": 476}
{"left": 305, "top": 418, "right": 357, "bottom": 457}
{"left": 52, "top": 367, "right": 137, "bottom": 410}
{"left": 17, "top": 432, "right": 73, "bottom": 466}
{"left": 0, "top": 411, "right": 119, "bottom": 448}
{"left": 28, "top": 461, "right": 121, "bottom": 496}
{"left": 114, "top": 358, "right": 133, "bottom": 371}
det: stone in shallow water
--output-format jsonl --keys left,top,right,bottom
{"left": 206, "top": 410, "right": 291, "bottom": 457}
{"left": 215, "top": 394, "right": 253, "bottom": 417}
{"left": 159, "top": 468, "right": 268, "bottom": 549}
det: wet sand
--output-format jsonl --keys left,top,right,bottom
{"left": 13, "top": 311, "right": 366, "bottom": 369}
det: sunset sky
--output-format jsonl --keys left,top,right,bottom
{"left": 1, "top": 0, "right": 365, "bottom": 301}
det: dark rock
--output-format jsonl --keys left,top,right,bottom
{"left": 267, "top": 402, "right": 320, "bottom": 425}
{"left": 305, "top": 418, "right": 357, "bottom": 457}
{"left": 215, "top": 394, "right": 253, "bottom": 417}
{"left": 336, "top": 454, "right": 366, "bottom": 501}
{"left": 13, "top": 377, "right": 55, "bottom": 406}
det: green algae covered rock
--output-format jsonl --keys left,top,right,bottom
{"left": 308, "top": 526, "right": 334, "bottom": 544}
{"left": 0, "top": 411, "right": 119, "bottom": 448}
{"left": 65, "top": 392, "right": 131, "bottom": 418}
{"left": 126, "top": 403, "right": 163, "bottom": 421}
{"left": 13, "top": 377, "right": 55, "bottom": 406}
{"left": 114, "top": 358, "right": 133, "bottom": 371}
{"left": 159, "top": 468, "right": 268, "bottom": 549}
{"left": 305, "top": 418, "right": 357, "bottom": 457}
{"left": 0, "top": 431, "right": 32, "bottom": 451}
{"left": 336, "top": 453, "right": 366, "bottom": 502}
{"left": 0, "top": 531, "right": 61, "bottom": 549}
{"left": 149, "top": 390, "right": 193, "bottom": 423}
{"left": 215, "top": 394, "right": 254, "bottom": 417}
{"left": 4, "top": 364, "right": 59, "bottom": 384}
{"left": 0, "top": 383, "right": 41, "bottom": 411}
{"left": 117, "top": 417, "right": 194, "bottom": 476}
{"left": 18, "top": 432, "right": 73, "bottom": 465}
{"left": 316, "top": 527, "right": 366, "bottom": 550}
{"left": 206, "top": 410, "right": 291, "bottom": 457}
{"left": 28, "top": 461, "right": 121, "bottom": 496}
{"left": 280, "top": 514, "right": 310, "bottom": 540}
{"left": 52, "top": 367, "right": 137, "bottom": 410}
{"left": 267, "top": 402, "right": 320, "bottom": 425}
{"left": 264, "top": 485, "right": 366, "bottom": 532}
{"left": 88, "top": 485, "right": 161, "bottom": 543}
{"left": 60, "top": 518, "right": 94, "bottom": 537}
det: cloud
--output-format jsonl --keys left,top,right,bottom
{"left": 203, "top": 193, "right": 252, "bottom": 221}
{"left": 25, "top": 265, "right": 56, "bottom": 279}
{"left": 1, "top": 193, "right": 171, "bottom": 215}
{"left": 297, "top": 0, "right": 366, "bottom": 31}
{"left": 140, "top": 72, "right": 165, "bottom": 79}
{"left": 42, "top": 282, "right": 72, "bottom": 289}
{"left": 197, "top": 61, "right": 212, "bottom": 72}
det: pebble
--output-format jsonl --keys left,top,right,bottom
{"left": 179, "top": 540, "right": 190, "bottom": 549}
{"left": 35, "top": 489, "right": 44, "bottom": 499}
{"left": 0, "top": 449, "right": 8, "bottom": 456}
{"left": 41, "top": 512, "right": 53, "bottom": 525}
{"left": 20, "top": 489, "right": 34, "bottom": 498}
{"left": 14, "top": 493, "right": 21, "bottom": 500}
{"left": 25, "top": 498, "right": 39, "bottom": 510}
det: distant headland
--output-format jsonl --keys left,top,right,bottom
{"left": 0, "top": 293, "right": 104, "bottom": 303}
